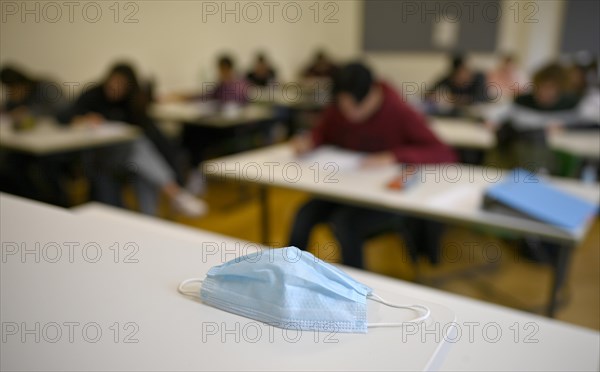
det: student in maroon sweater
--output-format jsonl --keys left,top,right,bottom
{"left": 289, "top": 62, "right": 456, "bottom": 269}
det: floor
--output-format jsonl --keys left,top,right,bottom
{"left": 168, "top": 179, "right": 600, "bottom": 331}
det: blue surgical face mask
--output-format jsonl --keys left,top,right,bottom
{"left": 178, "top": 247, "right": 429, "bottom": 334}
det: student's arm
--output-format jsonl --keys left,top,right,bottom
{"left": 390, "top": 104, "right": 457, "bottom": 164}
{"left": 291, "top": 106, "right": 334, "bottom": 155}
{"left": 58, "top": 88, "right": 105, "bottom": 125}
{"left": 472, "top": 72, "right": 489, "bottom": 103}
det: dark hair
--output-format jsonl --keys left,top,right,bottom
{"left": 218, "top": 55, "right": 234, "bottom": 69}
{"left": 106, "top": 62, "right": 140, "bottom": 92}
{"left": 502, "top": 54, "right": 515, "bottom": 64}
{"left": 533, "top": 63, "right": 567, "bottom": 89}
{"left": 256, "top": 52, "right": 266, "bottom": 63}
{"left": 0, "top": 66, "right": 32, "bottom": 86}
{"left": 451, "top": 54, "right": 466, "bottom": 72}
{"left": 332, "top": 62, "right": 374, "bottom": 103}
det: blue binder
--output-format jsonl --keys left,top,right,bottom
{"left": 484, "top": 169, "right": 598, "bottom": 231}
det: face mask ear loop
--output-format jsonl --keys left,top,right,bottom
{"left": 178, "top": 278, "right": 204, "bottom": 298}
{"left": 367, "top": 293, "right": 431, "bottom": 328}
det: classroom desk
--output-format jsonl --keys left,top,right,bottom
{"left": 149, "top": 101, "right": 275, "bottom": 128}
{"left": 1, "top": 194, "right": 598, "bottom": 371}
{"left": 467, "top": 103, "right": 600, "bottom": 160}
{"left": 204, "top": 144, "right": 600, "bottom": 317}
{"left": 548, "top": 129, "right": 600, "bottom": 160}
{"left": 429, "top": 117, "right": 496, "bottom": 150}
{"left": 0, "top": 117, "right": 140, "bottom": 155}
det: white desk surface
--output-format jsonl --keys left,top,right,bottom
{"left": 1, "top": 194, "right": 598, "bottom": 371}
{"left": 0, "top": 118, "right": 140, "bottom": 155}
{"left": 150, "top": 101, "right": 275, "bottom": 128}
{"left": 204, "top": 144, "right": 600, "bottom": 244}
{"left": 1, "top": 194, "right": 454, "bottom": 371}
{"left": 548, "top": 129, "right": 600, "bottom": 160}
{"left": 429, "top": 117, "right": 496, "bottom": 150}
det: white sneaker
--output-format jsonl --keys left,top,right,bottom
{"left": 171, "top": 191, "right": 208, "bottom": 217}
{"left": 185, "top": 170, "right": 206, "bottom": 196}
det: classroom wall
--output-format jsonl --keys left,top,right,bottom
{"left": 0, "top": 0, "right": 565, "bottom": 97}
{"left": 0, "top": 1, "right": 361, "bottom": 94}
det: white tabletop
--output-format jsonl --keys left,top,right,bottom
{"left": 548, "top": 129, "right": 600, "bottom": 160}
{"left": 2, "top": 194, "right": 598, "bottom": 371}
{"left": 2, "top": 194, "right": 454, "bottom": 371}
{"left": 429, "top": 117, "right": 496, "bottom": 150}
{"left": 0, "top": 118, "right": 140, "bottom": 155}
{"left": 204, "top": 144, "right": 600, "bottom": 244}
{"left": 150, "top": 101, "right": 275, "bottom": 128}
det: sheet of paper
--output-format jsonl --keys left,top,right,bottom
{"left": 299, "top": 146, "right": 365, "bottom": 171}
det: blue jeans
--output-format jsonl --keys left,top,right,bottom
{"left": 86, "top": 138, "right": 175, "bottom": 215}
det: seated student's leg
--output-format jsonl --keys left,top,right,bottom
{"left": 288, "top": 199, "right": 339, "bottom": 251}
{"left": 140, "top": 118, "right": 185, "bottom": 184}
{"left": 181, "top": 126, "right": 226, "bottom": 196}
{"left": 181, "top": 126, "right": 206, "bottom": 167}
{"left": 84, "top": 145, "right": 128, "bottom": 208}
{"left": 90, "top": 172, "right": 123, "bottom": 207}
{"left": 330, "top": 206, "right": 402, "bottom": 269}
{"left": 128, "top": 138, "right": 206, "bottom": 216}
{"left": 403, "top": 217, "right": 445, "bottom": 265}
{"left": 129, "top": 138, "right": 176, "bottom": 192}
{"left": 132, "top": 176, "right": 160, "bottom": 216}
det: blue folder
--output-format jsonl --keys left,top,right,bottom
{"left": 484, "top": 169, "right": 598, "bottom": 231}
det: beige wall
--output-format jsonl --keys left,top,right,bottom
{"left": 0, "top": 0, "right": 564, "bottom": 96}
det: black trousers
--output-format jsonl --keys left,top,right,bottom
{"left": 288, "top": 199, "right": 445, "bottom": 269}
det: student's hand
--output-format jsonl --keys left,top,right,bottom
{"left": 483, "top": 120, "right": 498, "bottom": 131}
{"left": 291, "top": 135, "right": 314, "bottom": 156}
{"left": 546, "top": 121, "right": 565, "bottom": 135}
{"left": 72, "top": 113, "right": 105, "bottom": 127}
{"left": 361, "top": 152, "right": 396, "bottom": 168}
{"left": 160, "top": 93, "right": 187, "bottom": 103}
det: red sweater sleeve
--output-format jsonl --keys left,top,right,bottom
{"left": 386, "top": 87, "right": 457, "bottom": 164}
{"left": 310, "top": 105, "right": 336, "bottom": 148}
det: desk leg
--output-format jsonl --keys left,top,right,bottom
{"left": 547, "top": 243, "right": 572, "bottom": 317}
{"left": 259, "top": 185, "right": 270, "bottom": 244}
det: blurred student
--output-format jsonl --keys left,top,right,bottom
{"left": 490, "top": 63, "right": 581, "bottom": 172}
{"left": 0, "top": 66, "right": 67, "bottom": 119}
{"left": 567, "top": 56, "right": 600, "bottom": 126}
{"left": 302, "top": 50, "right": 338, "bottom": 79}
{"left": 189, "top": 55, "right": 249, "bottom": 105}
{"left": 0, "top": 65, "right": 72, "bottom": 205}
{"left": 62, "top": 63, "right": 206, "bottom": 217}
{"left": 426, "top": 54, "right": 488, "bottom": 115}
{"left": 289, "top": 62, "right": 457, "bottom": 269}
{"left": 246, "top": 53, "right": 277, "bottom": 87}
{"left": 564, "top": 53, "right": 598, "bottom": 105}
{"left": 179, "top": 54, "right": 252, "bottom": 195}
{"left": 487, "top": 54, "right": 529, "bottom": 102}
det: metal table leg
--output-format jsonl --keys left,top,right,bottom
{"left": 259, "top": 185, "right": 270, "bottom": 244}
{"left": 547, "top": 243, "right": 573, "bottom": 317}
